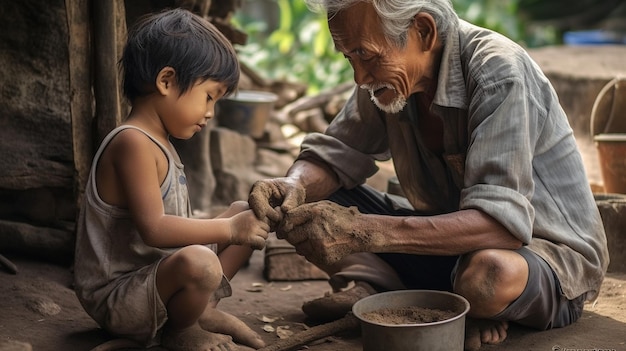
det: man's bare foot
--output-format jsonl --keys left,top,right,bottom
{"left": 199, "top": 308, "right": 265, "bottom": 349}
{"left": 161, "top": 323, "right": 239, "bottom": 351}
{"left": 464, "top": 318, "right": 508, "bottom": 351}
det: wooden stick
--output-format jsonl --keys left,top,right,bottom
{"left": 0, "top": 254, "right": 17, "bottom": 274}
{"left": 258, "top": 313, "right": 360, "bottom": 351}
{"left": 88, "top": 338, "right": 141, "bottom": 351}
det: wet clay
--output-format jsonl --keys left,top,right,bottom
{"left": 362, "top": 306, "right": 457, "bottom": 324}
{"left": 282, "top": 202, "right": 375, "bottom": 264}
{"left": 320, "top": 205, "right": 373, "bottom": 264}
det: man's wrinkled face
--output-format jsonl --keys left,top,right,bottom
{"left": 329, "top": 2, "right": 424, "bottom": 113}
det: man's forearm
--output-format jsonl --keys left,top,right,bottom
{"left": 362, "top": 208, "right": 523, "bottom": 256}
{"left": 286, "top": 159, "right": 341, "bottom": 202}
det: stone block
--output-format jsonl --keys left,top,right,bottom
{"left": 210, "top": 127, "right": 257, "bottom": 171}
{"left": 0, "top": 220, "right": 74, "bottom": 263}
{"left": 210, "top": 127, "right": 266, "bottom": 205}
{"left": 0, "top": 1, "right": 74, "bottom": 191}
{"left": 264, "top": 236, "right": 329, "bottom": 281}
{"left": 0, "top": 340, "right": 32, "bottom": 351}
{"left": 595, "top": 193, "right": 626, "bottom": 273}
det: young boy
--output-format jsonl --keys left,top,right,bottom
{"left": 74, "top": 8, "right": 268, "bottom": 351}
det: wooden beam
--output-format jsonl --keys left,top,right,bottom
{"left": 93, "top": 0, "right": 125, "bottom": 145}
{"left": 66, "top": 0, "right": 93, "bottom": 212}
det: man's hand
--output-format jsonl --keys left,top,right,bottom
{"left": 248, "top": 177, "right": 306, "bottom": 230}
{"left": 229, "top": 209, "right": 270, "bottom": 250}
{"left": 277, "top": 200, "right": 373, "bottom": 267}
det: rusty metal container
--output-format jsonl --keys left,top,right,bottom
{"left": 216, "top": 90, "right": 277, "bottom": 139}
{"left": 352, "top": 290, "right": 470, "bottom": 351}
{"left": 595, "top": 133, "right": 626, "bottom": 194}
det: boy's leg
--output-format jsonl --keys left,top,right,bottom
{"left": 214, "top": 201, "right": 256, "bottom": 280}
{"left": 157, "top": 245, "right": 248, "bottom": 351}
{"left": 218, "top": 244, "right": 254, "bottom": 280}
{"left": 196, "top": 201, "right": 266, "bottom": 348}
{"left": 197, "top": 307, "right": 265, "bottom": 349}
{"left": 156, "top": 245, "right": 224, "bottom": 329}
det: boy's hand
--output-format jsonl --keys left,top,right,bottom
{"left": 229, "top": 210, "right": 270, "bottom": 250}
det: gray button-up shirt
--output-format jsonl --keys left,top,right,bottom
{"left": 298, "top": 20, "right": 609, "bottom": 300}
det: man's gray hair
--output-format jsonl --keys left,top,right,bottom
{"left": 304, "top": 0, "right": 459, "bottom": 47}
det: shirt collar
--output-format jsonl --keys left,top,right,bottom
{"left": 432, "top": 20, "right": 469, "bottom": 111}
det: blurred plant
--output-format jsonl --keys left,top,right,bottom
{"left": 234, "top": 0, "right": 353, "bottom": 95}
{"left": 234, "top": 0, "right": 561, "bottom": 95}
{"left": 453, "top": 0, "right": 562, "bottom": 47}
{"left": 455, "top": 0, "right": 524, "bottom": 41}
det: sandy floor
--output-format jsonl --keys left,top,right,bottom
{"left": 0, "top": 249, "right": 625, "bottom": 351}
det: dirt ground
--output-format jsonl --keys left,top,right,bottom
{"left": 0, "top": 248, "right": 625, "bottom": 351}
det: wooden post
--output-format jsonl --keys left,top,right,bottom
{"left": 66, "top": 0, "right": 93, "bottom": 210}
{"left": 92, "top": 0, "right": 126, "bottom": 145}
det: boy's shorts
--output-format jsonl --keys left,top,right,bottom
{"left": 96, "top": 257, "right": 231, "bottom": 346}
{"left": 102, "top": 261, "right": 168, "bottom": 346}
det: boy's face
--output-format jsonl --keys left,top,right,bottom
{"left": 161, "top": 77, "right": 228, "bottom": 140}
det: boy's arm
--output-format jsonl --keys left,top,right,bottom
{"left": 106, "top": 129, "right": 267, "bottom": 248}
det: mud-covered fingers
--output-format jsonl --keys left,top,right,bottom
{"left": 279, "top": 217, "right": 315, "bottom": 248}
{"left": 275, "top": 211, "right": 305, "bottom": 243}
{"left": 248, "top": 181, "right": 282, "bottom": 222}
{"left": 248, "top": 197, "right": 281, "bottom": 224}
{"left": 280, "top": 183, "right": 306, "bottom": 212}
{"left": 274, "top": 208, "right": 296, "bottom": 239}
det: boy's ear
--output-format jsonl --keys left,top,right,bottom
{"left": 155, "top": 66, "right": 176, "bottom": 95}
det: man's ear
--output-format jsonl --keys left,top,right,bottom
{"left": 412, "top": 13, "right": 438, "bottom": 51}
{"left": 155, "top": 66, "right": 176, "bottom": 95}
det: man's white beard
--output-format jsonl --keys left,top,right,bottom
{"left": 361, "top": 84, "right": 407, "bottom": 114}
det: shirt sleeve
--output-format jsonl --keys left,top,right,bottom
{"left": 460, "top": 76, "right": 538, "bottom": 244}
{"left": 298, "top": 86, "right": 391, "bottom": 189}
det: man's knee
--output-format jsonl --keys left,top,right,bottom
{"left": 453, "top": 249, "right": 528, "bottom": 317}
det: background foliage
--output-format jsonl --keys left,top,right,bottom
{"left": 234, "top": 0, "right": 348, "bottom": 95}
{"left": 233, "top": 0, "right": 616, "bottom": 95}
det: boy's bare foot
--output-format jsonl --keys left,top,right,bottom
{"left": 464, "top": 318, "right": 508, "bottom": 351}
{"left": 199, "top": 308, "right": 265, "bottom": 349}
{"left": 161, "top": 323, "right": 239, "bottom": 351}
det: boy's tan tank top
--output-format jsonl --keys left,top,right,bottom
{"left": 73, "top": 125, "right": 226, "bottom": 316}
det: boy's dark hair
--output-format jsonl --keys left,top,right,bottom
{"left": 121, "top": 8, "right": 240, "bottom": 102}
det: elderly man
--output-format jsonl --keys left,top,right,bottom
{"left": 249, "top": 0, "right": 609, "bottom": 349}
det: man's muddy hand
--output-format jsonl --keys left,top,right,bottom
{"left": 248, "top": 178, "right": 306, "bottom": 231}
{"left": 277, "top": 200, "right": 373, "bottom": 267}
